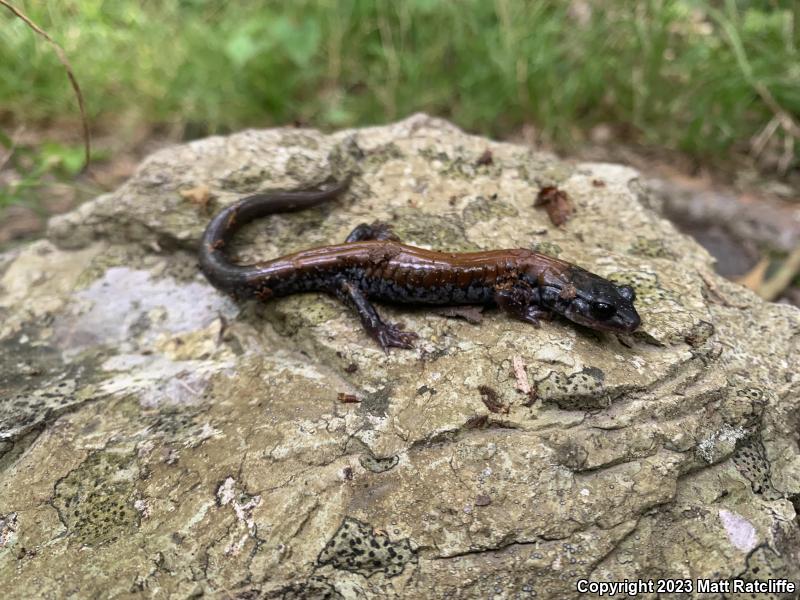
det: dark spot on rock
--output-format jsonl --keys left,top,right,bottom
{"left": 317, "top": 517, "right": 416, "bottom": 578}
{"left": 464, "top": 414, "right": 489, "bottom": 429}
{"left": 358, "top": 386, "right": 393, "bottom": 418}
{"left": 536, "top": 367, "right": 608, "bottom": 410}
{"left": 416, "top": 385, "right": 436, "bottom": 396}
{"left": 359, "top": 453, "right": 399, "bottom": 473}
{"left": 477, "top": 385, "right": 508, "bottom": 414}
{"left": 474, "top": 494, "right": 492, "bottom": 507}
{"left": 475, "top": 149, "right": 493, "bottom": 166}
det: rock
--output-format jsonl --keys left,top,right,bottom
{"left": 1, "top": 114, "right": 798, "bottom": 598}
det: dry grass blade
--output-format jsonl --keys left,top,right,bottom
{"left": 755, "top": 82, "right": 800, "bottom": 141}
{"left": 0, "top": 0, "right": 91, "bottom": 171}
{"left": 734, "top": 257, "right": 769, "bottom": 292}
{"left": 757, "top": 245, "right": 800, "bottom": 302}
{"left": 711, "top": 5, "right": 799, "bottom": 173}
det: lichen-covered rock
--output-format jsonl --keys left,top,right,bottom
{"left": 1, "top": 115, "right": 798, "bottom": 598}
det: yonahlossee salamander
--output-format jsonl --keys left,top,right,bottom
{"left": 199, "top": 177, "right": 641, "bottom": 351}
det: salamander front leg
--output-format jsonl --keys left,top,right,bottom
{"left": 334, "top": 279, "right": 418, "bottom": 352}
{"left": 344, "top": 221, "right": 401, "bottom": 243}
{"left": 494, "top": 281, "right": 552, "bottom": 327}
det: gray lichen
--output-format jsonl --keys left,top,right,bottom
{"left": 52, "top": 449, "right": 140, "bottom": 546}
{"left": 317, "top": 518, "right": 416, "bottom": 578}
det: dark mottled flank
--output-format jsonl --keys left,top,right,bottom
{"left": 198, "top": 177, "right": 642, "bottom": 350}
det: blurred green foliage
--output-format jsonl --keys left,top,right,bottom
{"left": 0, "top": 0, "right": 798, "bottom": 207}
{"left": 0, "top": 133, "right": 99, "bottom": 206}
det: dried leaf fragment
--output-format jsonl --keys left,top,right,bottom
{"left": 475, "top": 148, "right": 494, "bottom": 166}
{"left": 477, "top": 385, "right": 509, "bottom": 414}
{"left": 734, "top": 257, "right": 769, "bottom": 292}
{"left": 338, "top": 392, "right": 360, "bottom": 403}
{"left": 180, "top": 185, "right": 213, "bottom": 212}
{"left": 535, "top": 185, "right": 574, "bottom": 227}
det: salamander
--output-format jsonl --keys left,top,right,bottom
{"left": 198, "top": 176, "right": 641, "bottom": 351}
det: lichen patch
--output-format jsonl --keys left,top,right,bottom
{"left": 52, "top": 449, "right": 140, "bottom": 547}
{"left": 317, "top": 518, "right": 416, "bottom": 578}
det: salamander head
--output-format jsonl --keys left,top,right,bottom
{"left": 540, "top": 267, "right": 641, "bottom": 333}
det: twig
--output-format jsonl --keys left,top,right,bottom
{"left": 753, "top": 83, "right": 800, "bottom": 175}
{"left": 0, "top": 126, "right": 24, "bottom": 171}
{"left": 779, "top": 132, "right": 794, "bottom": 174}
{"left": 711, "top": 5, "right": 799, "bottom": 172}
{"left": 0, "top": 0, "right": 91, "bottom": 171}
{"left": 709, "top": 8, "right": 800, "bottom": 138}
{"left": 754, "top": 82, "right": 800, "bottom": 141}
{"left": 757, "top": 245, "right": 800, "bottom": 302}
{"left": 750, "top": 116, "right": 780, "bottom": 158}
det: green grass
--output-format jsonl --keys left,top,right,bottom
{"left": 0, "top": 0, "right": 798, "bottom": 207}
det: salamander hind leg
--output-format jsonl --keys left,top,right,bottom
{"left": 494, "top": 281, "right": 552, "bottom": 327}
{"left": 345, "top": 221, "right": 401, "bottom": 243}
{"left": 334, "top": 279, "right": 418, "bottom": 352}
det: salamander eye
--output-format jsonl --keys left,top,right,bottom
{"left": 590, "top": 301, "right": 616, "bottom": 320}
